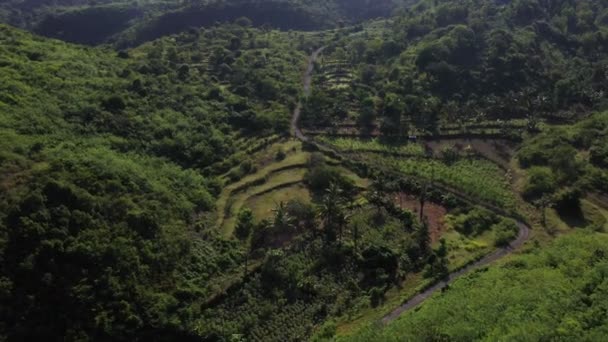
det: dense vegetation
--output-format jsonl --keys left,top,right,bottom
{"left": 0, "top": 23, "right": 309, "bottom": 340}
{"left": 2, "top": 0, "right": 608, "bottom": 341}
{"left": 0, "top": 0, "right": 415, "bottom": 46}
{"left": 303, "top": 0, "right": 608, "bottom": 137}
{"left": 518, "top": 112, "right": 608, "bottom": 227}
{"left": 344, "top": 231, "right": 608, "bottom": 341}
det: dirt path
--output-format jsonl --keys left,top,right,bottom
{"left": 381, "top": 220, "right": 529, "bottom": 323}
{"left": 291, "top": 47, "right": 325, "bottom": 141}
{"left": 291, "top": 48, "right": 531, "bottom": 325}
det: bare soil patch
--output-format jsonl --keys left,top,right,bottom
{"left": 393, "top": 193, "right": 448, "bottom": 243}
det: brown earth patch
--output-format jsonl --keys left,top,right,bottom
{"left": 394, "top": 193, "right": 448, "bottom": 243}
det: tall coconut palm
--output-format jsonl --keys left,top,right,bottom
{"left": 318, "top": 182, "right": 345, "bottom": 243}
{"left": 272, "top": 201, "right": 295, "bottom": 232}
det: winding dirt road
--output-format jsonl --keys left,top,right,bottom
{"left": 291, "top": 48, "right": 531, "bottom": 324}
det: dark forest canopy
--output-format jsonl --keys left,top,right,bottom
{"left": 0, "top": 0, "right": 416, "bottom": 46}
{"left": 302, "top": 0, "right": 608, "bottom": 136}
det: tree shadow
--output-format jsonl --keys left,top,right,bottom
{"left": 557, "top": 206, "right": 589, "bottom": 228}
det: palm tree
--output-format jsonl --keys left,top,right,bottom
{"left": 326, "top": 181, "right": 344, "bottom": 201}
{"left": 272, "top": 201, "right": 295, "bottom": 232}
{"left": 368, "top": 175, "right": 388, "bottom": 215}
{"left": 336, "top": 212, "right": 352, "bottom": 245}
{"left": 419, "top": 182, "right": 427, "bottom": 222}
{"left": 318, "top": 182, "right": 345, "bottom": 243}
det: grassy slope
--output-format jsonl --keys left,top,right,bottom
{"left": 342, "top": 230, "right": 608, "bottom": 341}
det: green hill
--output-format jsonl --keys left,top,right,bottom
{"left": 0, "top": 0, "right": 415, "bottom": 46}
{"left": 0, "top": 23, "right": 308, "bottom": 340}
{"left": 2, "top": 0, "right": 608, "bottom": 341}
{"left": 303, "top": 0, "right": 608, "bottom": 136}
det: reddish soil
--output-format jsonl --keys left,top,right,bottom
{"left": 394, "top": 193, "right": 448, "bottom": 243}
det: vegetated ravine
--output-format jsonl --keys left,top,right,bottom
{"left": 292, "top": 47, "right": 532, "bottom": 324}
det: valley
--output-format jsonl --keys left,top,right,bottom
{"left": 1, "top": 0, "right": 608, "bottom": 341}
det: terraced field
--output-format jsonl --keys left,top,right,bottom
{"left": 319, "top": 58, "right": 354, "bottom": 90}
{"left": 216, "top": 139, "right": 367, "bottom": 237}
{"left": 319, "top": 136, "right": 426, "bottom": 156}
{"left": 375, "top": 154, "right": 515, "bottom": 208}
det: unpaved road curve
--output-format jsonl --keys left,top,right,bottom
{"left": 291, "top": 48, "right": 531, "bottom": 325}
{"left": 382, "top": 221, "right": 529, "bottom": 323}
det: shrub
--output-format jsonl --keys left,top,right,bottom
{"left": 102, "top": 95, "right": 126, "bottom": 113}
{"left": 304, "top": 165, "right": 355, "bottom": 197}
{"left": 239, "top": 159, "right": 254, "bottom": 174}
{"left": 275, "top": 149, "right": 286, "bottom": 161}
{"left": 451, "top": 207, "right": 499, "bottom": 236}
{"left": 493, "top": 219, "right": 519, "bottom": 247}
{"left": 227, "top": 167, "right": 244, "bottom": 182}
{"left": 523, "top": 167, "right": 557, "bottom": 200}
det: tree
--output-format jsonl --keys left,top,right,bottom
{"left": 336, "top": 212, "right": 351, "bottom": 245}
{"left": 435, "top": 238, "right": 449, "bottom": 280}
{"left": 416, "top": 221, "right": 431, "bottom": 259}
{"left": 272, "top": 202, "right": 295, "bottom": 232}
{"left": 367, "top": 176, "right": 388, "bottom": 216}
{"left": 419, "top": 182, "right": 429, "bottom": 222}
{"left": 235, "top": 17, "right": 252, "bottom": 27}
{"left": 318, "top": 182, "right": 345, "bottom": 244}
{"left": 523, "top": 167, "right": 557, "bottom": 201}
{"left": 102, "top": 95, "right": 126, "bottom": 113}
{"left": 235, "top": 208, "right": 254, "bottom": 241}
{"left": 178, "top": 64, "right": 189, "bottom": 80}
{"left": 358, "top": 97, "right": 376, "bottom": 130}
{"left": 533, "top": 195, "right": 553, "bottom": 227}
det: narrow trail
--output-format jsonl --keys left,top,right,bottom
{"left": 291, "top": 48, "right": 532, "bottom": 324}
{"left": 291, "top": 46, "right": 325, "bottom": 141}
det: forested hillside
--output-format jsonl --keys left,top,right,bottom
{"left": 2, "top": 0, "right": 608, "bottom": 341}
{"left": 0, "top": 22, "right": 310, "bottom": 340}
{"left": 304, "top": 0, "right": 608, "bottom": 137}
{"left": 0, "top": 0, "right": 414, "bottom": 46}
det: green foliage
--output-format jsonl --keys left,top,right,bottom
{"left": 448, "top": 207, "right": 499, "bottom": 236}
{"left": 307, "top": 0, "right": 608, "bottom": 137}
{"left": 320, "top": 137, "right": 425, "bottom": 156}
{"left": 523, "top": 167, "right": 557, "bottom": 200}
{"left": 305, "top": 163, "right": 356, "bottom": 198}
{"left": 371, "top": 154, "right": 515, "bottom": 208}
{"left": 518, "top": 111, "right": 608, "bottom": 199}
{"left": 235, "top": 207, "right": 254, "bottom": 241}
{"left": 0, "top": 23, "right": 305, "bottom": 340}
{"left": 493, "top": 219, "right": 519, "bottom": 247}
{"left": 344, "top": 232, "right": 608, "bottom": 341}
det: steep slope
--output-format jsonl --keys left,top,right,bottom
{"left": 0, "top": 23, "right": 308, "bottom": 340}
